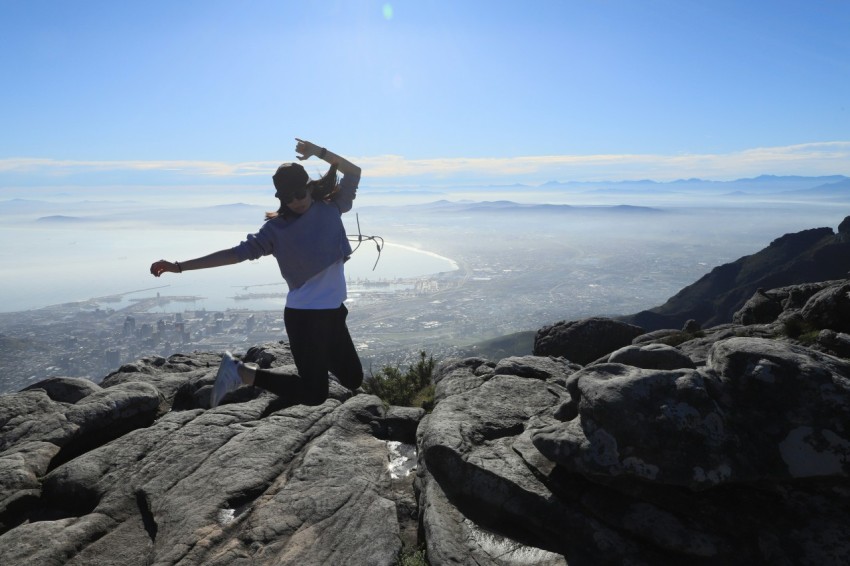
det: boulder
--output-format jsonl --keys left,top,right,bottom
{"left": 533, "top": 317, "right": 645, "bottom": 365}
{"left": 103, "top": 351, "right": 226, "bottom": 410}
{"left": 817, "top": 330, "right": 850, "bottom": 358}
{"left": 416, "top": 360, "right": 643, "bottom": 564}
{"left": 707, "top": 337, "right": 850, "bottom": 480}
{"left": 419, "top": 340, "right": 850, "bottom": 565}
{"left": 22, "top": 377, "right": 102, "bottom": 404}
{"left": 431, "top": 357, "right": 495, "bottom": 403}
{"left": 801, "top": 280, "right": 850, "bottom": 332}
{"left": 0, "top": 381, "right": 163, "bottom": 531}
{"left": 837, "top": 215, "right": 850, "bottom": 241}
{"left": 732, "top": 289, "right": 783, "bottom": 325}
{"left": 533, "top": 336, "right": 850, "bottom": 488}
{"left": 492, "top": 355, "right": 580, "bottom": 384}
{"left": 533, "top": 363, "right": 734, "bottom": 489}
{"left": 732, "top": 281, "right": 845, "bottom": 327}
{"left": 602, "top": 343, "right": 696, "bottom": 370}
{"left": 0, "top": 441, "right": 61, "bottom": 530}
{"left": 631, "top": 328, "right": 681, "bottom": 345}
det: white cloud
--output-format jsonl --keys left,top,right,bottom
{"left": 1, "top": 142, "right": 848, "bottom": 185}
{"left": 0, "top": 157, "right": 279, "bottom": 177}
{"left": 357, "top": 142, "right": 850, "bottom": 182}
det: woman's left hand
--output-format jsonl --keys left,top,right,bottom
{"left": 150, "top": 260, "right": 180, "bottom": 277}
{"left": 295, "top": 138, "right": 321, "bottom": 161}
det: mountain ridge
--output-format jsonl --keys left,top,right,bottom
{"left": 621, "top": 217, "right": 850, "bottom": 330}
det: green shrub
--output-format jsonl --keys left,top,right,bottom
{"left": 780, "top": 316, "right": 819, "bottom": 340}
{"left": 397, "top": 546, "right": 427, "bottom": 566}
{"left": 797, "top": 329, "right": 821, "bottom": 345}
{"left": 364, "top": 351, "right": 436, "bottom": 410}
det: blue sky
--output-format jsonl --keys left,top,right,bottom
{"left": 1, "top": 0, "right": 849, "bottom": 188}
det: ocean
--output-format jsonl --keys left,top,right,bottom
{"left": 0, "top": 224, "right": 457, "bottom": 313}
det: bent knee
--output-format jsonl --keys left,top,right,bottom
{"left": 339, "top": 370, "right": 363, "bottom": 391}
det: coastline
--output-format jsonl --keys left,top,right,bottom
{"left": 0, "top": 244, "right": 460, "bottom": 314}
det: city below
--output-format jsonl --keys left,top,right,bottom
{"left": 0, "top": 233, "right": 712, "bottom": 395}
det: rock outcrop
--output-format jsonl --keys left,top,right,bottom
{"left": 3, "top": 279, "right": 850, "bottom": 565}
{"left": 533, "top": 317, "right": 644, "bottom": 365}
{"left": 1, "top": 344, "right": 423, "bottom": 565}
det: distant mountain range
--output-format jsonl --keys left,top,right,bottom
{"left": 452, "top": 175, "right": 850, "bottom": 201}
{"left": 35, "top": 215, "right": 97, "bottom": 224}
{"left": 4, "top": 173, "right": 849, "bottom": 221}
{"left": 532, "top": 174, "right": 850, "bottom": 194}
{"left": 409, "top": 200, "right": 663, "bottom": 214}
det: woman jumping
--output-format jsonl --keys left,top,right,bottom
{"left": 150, "top": 138, "right": 363, "bottom": 407}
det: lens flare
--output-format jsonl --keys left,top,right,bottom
{"left": 382, "top": 3, "right": 393, "bottom": 20}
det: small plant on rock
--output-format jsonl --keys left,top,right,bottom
{"left": 364, "top": 351, "right": 436, "bottom": 410}
{"left": 397, "top": 546, "right": 428, "bottom": 566}
{"left": 779, "top": 315, "right": 820, "bottom": 342}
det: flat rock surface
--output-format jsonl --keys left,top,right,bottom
{"left": 0, "top": 345, "right": 421, "bottom": 566}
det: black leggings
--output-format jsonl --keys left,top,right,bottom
{"left": 253, "top": 304, "right": 363, "bottom": 405}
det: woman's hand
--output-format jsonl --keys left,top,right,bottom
{"left": 295, "top": 138, "right": 360, "bottom": 176}
{"left": 295, "top": 138, "right": 322, "bottom": 161}
{"left": 150, "top": 260, "right": 181, "bottom": 277}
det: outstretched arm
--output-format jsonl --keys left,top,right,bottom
{"left": 295, "top": 138, "right": 361, "bottom": 177}
{"left": 150, "top": 249, "right": 239, "bottom": 277}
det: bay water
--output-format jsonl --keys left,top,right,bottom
{"left": 0, "top": 224, "right": 457, "bottom": 313}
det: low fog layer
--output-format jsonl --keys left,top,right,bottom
{"left": 1, "top": 175, "right": 847, "bottom": 314}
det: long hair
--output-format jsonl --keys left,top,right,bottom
{"left": 265, "top": 163, "right": 339, "bottom": 220}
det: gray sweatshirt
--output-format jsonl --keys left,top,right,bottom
{"left": 232, "top": 173, "right": 358, "bottom": 289}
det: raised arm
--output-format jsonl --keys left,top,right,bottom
{"left": 150, "top": 249, "right": 239, "bottom": 277}
{"left": 295, "top": 138, "right": 361, "bottom": 177}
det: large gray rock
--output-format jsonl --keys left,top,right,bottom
{"left": 0, "top": 347, "right": 423, "bottom": 566}
{"left": 417, "top": 359, "right": 650, "bottom": 565}
{"left": 533, "top": 317, "right": 645, "bottom": 365}
{"left": 102, "top": 350, "right": 228, "bottom": 411}
{"left": 0, "top": 441, "right": 60, "bottom": 529}
{"left": 631, "top": 328, "right": 682, "bottom": 345}
{"left": 817, "top": 329, "right": 850, "bottom": 358}
{"left": 23, "top": 376, "right": 103, "bottom": 403}
{"left": 732, "top": 281, "right": 836, "bottom": 325}
{"left": 708, "top": 337, "right": 850, "bottom": 480}
{"left": 801, "top": 280, "right": 850, "bottom": 332}
{"left": 431, "top": 357, "right": 495, "bottom": 403}
{"left": 0, "top": 380, "right": 163, "bottom": 532}
{"left": 492, "top": 355, "right": 580, "bottom": 383}
{"left": 732, "top": 288, "right": 784, "bottom": 325}
{"left": 533, "top": 363, "right": 733, "bottom": 488}
{"left": 3, "top": 396, "right": 410, "bottom": 566}
{"left": 534, "top": 337, "right": 850, "bottom": 487}
{"left": 601, "top": 343, "right": 696, "bottom": 370}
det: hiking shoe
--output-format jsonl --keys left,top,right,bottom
{"left": 211, "top": 351, "right": 241, "bottom": 408}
